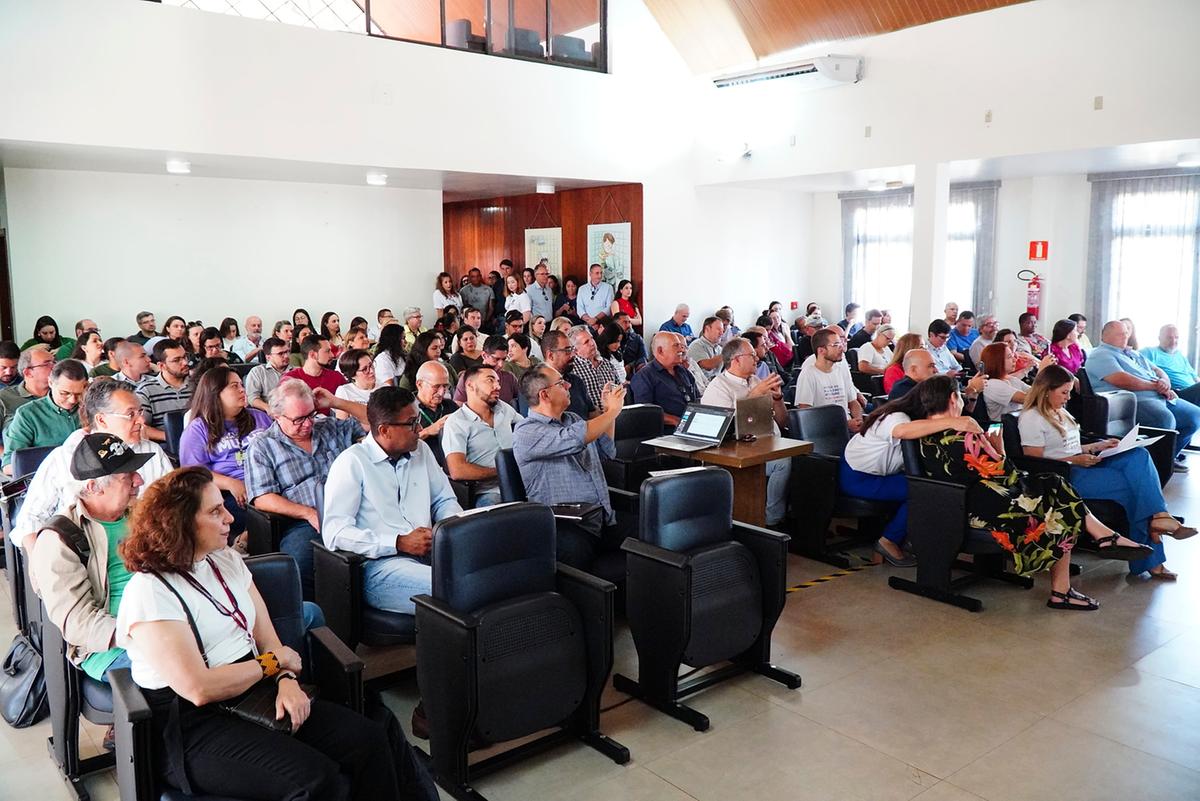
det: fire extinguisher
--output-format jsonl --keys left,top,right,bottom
{"left": 1018, "top": 269, "right": 1042, "bottom": 318}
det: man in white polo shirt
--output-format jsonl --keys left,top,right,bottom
{"left": 793, "top": 328, "right": 864, "bottom": 432}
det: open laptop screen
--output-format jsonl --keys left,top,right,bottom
{"left": 678, "top": 405, "right": 734, "bottom": 441}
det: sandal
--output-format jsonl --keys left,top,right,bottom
{"left": 1149, "top": 567, "right": 1179, "bottom": 581}
{"left": 1093, "top": 534, "right": 1153, "bottom": 561}
{"left": 1150, "top": 519, "right": 1198, "bottom": 540}
{"left": 1047, "top": 588, "right": 1099, "bottom": 611}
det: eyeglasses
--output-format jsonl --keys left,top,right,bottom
{"left": 280, "top": 410, "right": 318, "bottom": 426}
{"left": 27, "top": 362, "right": 54, "bottom": 372}
{"left": 357, "top": 363, "right": 375, "bottom": 373}
{"left": 382, "top": 418, "right": 422, "bottom": 431}
{"left": 106, "top": 409, "right": 145, "bottom": 420}
{"left": 550, "top": 346, "right": 576, "bottom": 354}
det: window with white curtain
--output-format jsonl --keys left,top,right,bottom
{"left": 840, "top": 182, "right": 998, "bottom": 330}
{"left": 1086, "top": 172, "right": 1200, "bottom": 366}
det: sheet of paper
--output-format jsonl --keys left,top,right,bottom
{"left": 1099, "top": 425, "right": 1163, "bottom": 459}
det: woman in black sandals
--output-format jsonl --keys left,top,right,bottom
{"left": 908, "top": 376, "right": 1152, "bottom": 610}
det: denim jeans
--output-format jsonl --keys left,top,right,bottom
{"left": 279, "top": 520, "right": 321, "bottom": 601}
{"left": 362, "top": 555, "right": 431, "bottom": 615}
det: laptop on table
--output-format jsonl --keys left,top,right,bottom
{"left": 643, "top": 403, "right": 735, "bottom": 453}
{"left": 735, "top": 395, "right": 774, "bottom": 440}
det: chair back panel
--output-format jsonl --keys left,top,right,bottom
{"left": 246, "top": 554, "right": 305, "bottom": 654}
{"left": 614, "top": 404, "right": 664, "bottom": 441}
{"left": 1077, "top": 369, "right": 1096, "bottom": 397}
{"left": 900, "top": 439, "right": 924, "bottom": 477}
{"left": 1001, "top": 412, "right": 1023, "bottom": 457}
{"left": 12, "top": 446, "right": 55, "bottom": 479}
{"left": 788, "top": 406, "right": 849, "bottom": 457}
{"left": 495, "top": 448, "right": 527, "bottom": 502}
{"left": 1103, "top": 391, "right": 1137, "bottom": 436}
{"left": 639, "top": 469, "right": 732, "bottom": 552}
{"left": 432, "top": 502, "right": 556, "bottom": 612}
{"left": 474, "top": 592, "right": 586, "bottom": 743}
{"left": 682, "top": 541, "right": 763, "bottom": 668}
{"left": 163, "top": 411, "right": 186, "bottom": 457}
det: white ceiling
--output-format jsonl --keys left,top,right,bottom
{"left": 0, "top": 140, "right": 615, "bottom": 202}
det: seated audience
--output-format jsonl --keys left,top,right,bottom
{"left": 443, "top": 365, "right": 523, "bottom": 508}
{"left": 847, "top": 308, "right": 883, "bottom": 350}
{"left": 69, "top": 330, "right": 105, "bottom": 375}
{"left": 714, "top": 306, "right": 738, "bottom": 344}
{"left": 686, "top": 316, "right": 724, "bottom": 393}
{"left": 323, "top": 387, "right": 463, "bottom": 614}
{"left": 452, "top": 335, "right": 518, "bottom": 407}
{"left": 3, "top": 359, "right": 87, "bottom": 474}
{"left": 243, "top": 337, "right": 290, "bottom": 414}
{"left": 889, "top": 348, "right": 985, "bottom": 406}
{"left": 0, "top": 344, "right": 55, "bottom": 438}
{"left": 231, "top": 315, "right": 265, "bottom": 363}
{"left": 630, "top": 332, "right": 697, "bottom": 427}
{"left": 883, "top": 333, "right": 923, "bottom": 393}
{"left": 857, "top": 324, "right": 895, "bottom": 375}
{"left": 374, "top": 323, "right": 407, "bottom": 387}
{"left": 793, "top": 329, "right": 864, "bottom": 432}
{"left": 981, "top": 342, "right": 1053, "bottom": 421}
{"left": 527, "top": 314, "right": 547, "bottom": 360}
{"left": 566, "top": 326, "right": 621, "bottom": 410}
{"left": 659, "top": 303, "right": 694, "bottom": 339}
{"left": 765, "top": 310, "right": 794, "bottom": 368}
{"left": 1049, "top": 318, "right": 1087, "bottom": 374}
{"left": 512, "top": 366, "right": 624, "bottom": 568}
{"left": 1020, "top": 366, "right": 1194, "bottom": 581}
{"left": 968, "top": 315, "right": 998, "bottom": 369}
{"left": 744, "top": 328, "right": 787, "bottom": 381}
{"left": 837, "top": 303, "right": 861, "bottom": 335}
{"left": 219, "top": 318, "right": 240, "bottom": 353}
{"left": 14, "top": 381, "right": 172, "bottom": 552}
{"left": 20, "top": 315, "right": 64, "bottom": 356}
{"left": 413, "top": 360, "right": 458, "bottom": 463}
{"left": 502, "top": 310, "right": 526, "bottom": 338}
{"left": 30, "top": 433, "right": 150, "bottom": 689}
{"left": 792, "top": 313, "right": 826, "bottom": 365}
{"left": 925, "top": 319, "right": 961, "bottom": 376}
{"left": 613, "top": 311, "right": 647, "bottom": 370}
{"left": 540, "top": 330, "right": 595, "bottom": 418}
{"left": 1085, "top": 320, "right": 1200, "bottom": 465}
{"left": 114, "top": 340, "right": 153, "bottom": 385}
{"left": 1121, "top": 317, "right": 1140, "bottom": 349}
{"left": 1142, "top": 323, "right": 1200, "bottom": 405}
{"left": 344, "top": 327, "right": 371, "bottom": 352}
{"left": 180, "top": 366, "right": 272, "bottom": 546}
{"left": 116, "top": 467, "right": 415, "bottom": 801}
{"left": 282, "top": 335, "right": 344, "bottom": 394}
{"left": 398, "top": 331, "right": 454, "bottom": 391}
{"left": 137, "top": 339, "right": 194, "bottom": 442}
{"left": 449, "top": 326, "right": 482, "bottom": 374}
{"left": 503, "top": 333, "right": 541, "bottom": 383}
{"left": 126, "top": 311, "right": 157, "bottom": 346}
{"left": 947, "top": 311, "right": 977, "bottom": 361}
{"left": 576, "top": 263, "right": 614, "bottom": 326}
{"left": 1069, "top": 313, "right": 1093, "bottom": 353}
{"left": 0, "top": 341, "right": 21, "bottom": 389}
{"left": 93, "top": 337, "right": 125, "bottom": 378}
{"left": 244, "top": 380, "right": 368, "bottom": 598}
{"left": 943, "top": 302, "right": 959, "bottom": 327}
{"left": 1015, "top": 312, "right": 1050, "bottom": 358}
{"left": 199, "top": 326, "right": 241, "bottom": 364}
{"left": 701, "top": 339, "right": 790, "bottom": 525}
{"left": 334, "top": 348, "right": 377, "bottom": 414}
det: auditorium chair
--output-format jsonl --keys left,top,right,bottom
{"left": 601, "top": 403, "right": 666, "bottom": 490}
{"left": 1076, "top": 371, "right": 1175, "bottom": 487}
{"left": 107, "top": 556, "right": 362, "bottom": 801}
{"left": 313, "top": 542, "right": 417, "bottom": 654}
{"left": 888, "top": 440, "right": 1037, "bottom": 612}
{"left": 550, "top": 34, "right": 594, "bottom": 66}
{"left": 413, "top": 502, "right": 627, "bottom": 799}
{"left": 494, "top": 448, "right": 637, "bottom": 590}
{"left": 445, "top": 18, "right": 486, "bottom": 53}
{"left": 786, "top": 406, "right": 900, "bottom": 567}
{"left": 229, "top": 362, "right": 256, "bottom": 378}
{"left": 503, "top": 27, "right": 544, "bottom": 59}
{"left": 162, "top": 410, "right": 186, "bottom": 461}
{"left": 613, "top": 469, "right": 799, "bottom": 731}
{"left": 6, "top": 447, "right": 52, "bottom": 636}
{"left": 2, "top": 471, "right": 34, "bottom": 632}
{"left": 847, "top": 349, "right": 884, "bottom": 396}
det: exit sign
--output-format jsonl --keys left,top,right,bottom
{"left": 1029, "top": 240, "right": 1049, "bottom": 260}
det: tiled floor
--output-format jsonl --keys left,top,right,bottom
{"left": 4, "top": 462, "right": 1200, "bottom": 801}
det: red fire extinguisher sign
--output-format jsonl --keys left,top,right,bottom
{"left": 1029, "top": 240, "right": 1049, "bottom": 260}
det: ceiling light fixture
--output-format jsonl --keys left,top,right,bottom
{"left": 166, "top": 160, "right": 191, "bottom": 175}
{"left": 867, "top": 179, "right": 885, "bottom": 192}
{"left": 366, "top": 172, "right": 388, "bottom": 186}
{"left": 1178, "top": 152, "right": 1200, "bottom": 168}
{"left": 535, "top": 180, "right": 555, "bottom": 194}
{"left": 885, "top": 180, "right": 905, "bottom": 190}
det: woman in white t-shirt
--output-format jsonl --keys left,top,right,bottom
{"left": 334, "top": 348, "right": 376, "bottom": 418}
{"left": 1019, "top": 365, "right": 1193, "bottom": 579}
{"left": 979, "top": 342, "right": 1055, "bottom": 421}
{"left": 503, "top": 274, "right": 532, "bottom": 323}
{"left": 116, "top": 468, "right": 408, "bottom": 800}
{"left": 841, "top": 375, "right": 986, "bottom": 566}
{"left": 857, "top": 324, "right": 895, "bottom": 375}
{"left": 432, "top": 271, "right": 463, "bottom": 318}
{"left": 373, "top": 323, "right": 406, "bottom": 387}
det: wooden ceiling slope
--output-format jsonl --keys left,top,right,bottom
{"left": 368, "top": 0, "right": 599, "bottom": 46}
{"left": 643, "top": 0, "right": 1032, "bottom": 73}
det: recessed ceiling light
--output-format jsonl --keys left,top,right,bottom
{"left": 1178, "top": 152, "right": 1200, "bottom": 168}
{"left": 366, "top": 172, "right": 388, "bottom": 186}
{"left": 535, "top": 180, "right": 555, "bottom": 194}
{"left": 166, "top": 160, "right": 191, "bottom": 175}
{"left": 885, "top": 180, "right": 905, "bottom": 190}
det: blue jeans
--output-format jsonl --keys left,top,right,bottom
{"left": 838, "top": 460, "right": 908, "bottom": 544}
{"left": 1134, "top": 395, "right": 1200, "bottom": 457}
{"left": 100, "top": 650, "right": 134, "bottom": 683}
{"left": 362, "top": 555, "right": 431, "bottom": 615}
{"left": 1070, "top": 447, "right": 1168, "bottom": 575}
{"left": 473, "top": 488, "right": 502, "bottom": 509}
{"left": 765, "top": 458, "right": 791, "bottom": 526}
{"left": 280, "top": 521, "right": 321, "bottom": 601}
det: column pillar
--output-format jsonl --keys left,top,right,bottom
{"left": 909, "top": 161, "right": 951, "bottom": 333}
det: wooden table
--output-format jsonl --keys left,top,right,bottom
{"left": 649, "top": 436, "right": 812, "bottom": 526}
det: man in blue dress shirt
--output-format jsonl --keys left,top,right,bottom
{"left": 576, "top": 263, "right": 614, "bottom": 327}
{"left": 659, "top": 304, "right": 694, "bottom": 340}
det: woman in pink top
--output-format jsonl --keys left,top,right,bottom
{"left": 1049, "top": 318, "right": 1086, "bottom": 374}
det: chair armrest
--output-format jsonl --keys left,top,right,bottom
{"left": 109, "top": 668, "right": 151, "bottom": 724}
{"left": 110, "top": 668, "right": 155, "bottom": 801}
{"left": 732, "top": 520, "right": 791, "bottom": 548}
{"left": 312, "top": 542, "right": 366, "bottom": 649}
{"left": 308, "top": 625, "right": 364, "bottom": 713}
{"left": 1012, "top": 454, "right": 1071, "bottom": 479}
{"left": 733, "top": 521, "right": 791, "bottom": 622}
{"left": 245, "top": 505, "right": 294, "bottom": 555}
{"left": 555, "top": 562, "right": 617, "bottom": 597}
{"left": 607, "top": 486, "right": 639, "bottom": 514}
{"left": 412, "top": 593, "right": 480, "bottom": 630}
{"left": 555, "top": 563, "right": 616, "bottom": 728}
{"left": 620, "top": 536, "right": 689, "bottom": 569}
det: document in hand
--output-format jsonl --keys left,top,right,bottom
{"left": 1099, "top": 425, "right": 1164, "bottom": 459}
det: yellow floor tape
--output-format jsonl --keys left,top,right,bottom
{"left": 786, "top": 564, "right": 870, "bottom": 592}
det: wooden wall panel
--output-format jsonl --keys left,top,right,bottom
{"left": 443, "top": 183, "right": 643, "bottom": 303}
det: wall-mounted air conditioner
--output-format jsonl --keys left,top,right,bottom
{"left": 712, "top": 55, "right": 863, "bottom": 89}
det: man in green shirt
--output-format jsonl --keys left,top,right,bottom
{"left": 0, "top": 344, "right": 55, "bottom": 446}
{"left": 2, "top": 358, "right": 87, "bottom": 474}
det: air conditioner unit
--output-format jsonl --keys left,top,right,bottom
{"left": 712, "top": 55, "right": 863, "bottom": 89}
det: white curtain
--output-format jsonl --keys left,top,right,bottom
{"left": 1087, "top": 171, "right": 1200, "bottom": 364}
{"left": 841, "top": 190, "right": 914, "bottom": 327}
{"left": 946, "top": 182, "right": 999, "bottom": 316}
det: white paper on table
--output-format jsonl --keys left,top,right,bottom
{"left": 1098, "top": 425, "right": 1164, "bottom": 459}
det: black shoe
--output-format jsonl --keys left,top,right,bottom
{"left": 410, "top": 701, "right": 429, "bottom": 740}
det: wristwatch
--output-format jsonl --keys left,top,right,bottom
{"left": 275, "top": 671, "right": 298, "bottom": 684}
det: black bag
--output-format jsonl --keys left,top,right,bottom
{"left": 0, "top": 633, "right": 48, "bottom": 727}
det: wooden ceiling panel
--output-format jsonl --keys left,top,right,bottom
{"left": 644, "top": 0, "right": 1031, "bottom": 72}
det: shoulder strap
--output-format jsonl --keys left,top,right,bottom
{"left": 150, "top": 571, "right": 209, "bottom": 667}
{"left": 42, "top": 514, "right": 91, "bottom": 564}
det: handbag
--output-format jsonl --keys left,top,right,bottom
{"left": 0, "top": 633, "right": 48, "bottom": 728}
{"left": 152, "top": 572, "right": 311, "bottom": 734}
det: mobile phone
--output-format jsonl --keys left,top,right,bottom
{"left": 987, "top": 423, "right": 1002, "bottom": 437}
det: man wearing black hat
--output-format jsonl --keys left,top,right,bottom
{"left": 30, "top": 432, "right": 151, "bottom": 687}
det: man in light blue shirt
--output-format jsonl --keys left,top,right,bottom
{"left": 322, "top": 386, "right": 463, "bottom": 614}
{"left": 527, "top": 264, "right": 555, "bottom": 322}
{"left": 1142, "top": 323, "right": 1200, "bottom": 406}
{"left": 659, "top": 304, "right": 694, "bottom": 340}
{"left": 925, "top": 319, "right": 961, "bottom": 376}
{"left": 576, "top": 263, "right": 614, "bottom": 326}
{"left": 442, "top": 365, "right": 522, "bottom": 508}
{"left": 1085, "top": 320, "right": 1200, "bottom": 464}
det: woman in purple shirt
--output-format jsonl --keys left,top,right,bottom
{"left": 179, "top": 366, "right": 271, "bottom": 545}
{"left": 1049, "top": 318, "right": 1086, "bottom": 374}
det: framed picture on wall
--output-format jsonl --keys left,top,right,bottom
{"left": 586, "top": 222, "right": 631, "bottom": 286}
{"left": 524, "top": 227, "right": 563, "bottom": 275}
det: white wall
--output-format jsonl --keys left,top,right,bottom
{"left": 3, "top": 168, "right": 443, "bottom": 338}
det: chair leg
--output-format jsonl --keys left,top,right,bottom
{"left": 611, "top": 672, "right": 710, "bottom": 732}
{"left": 888, "top": 575, "right": 984, "bottom": 612}
{"left": 752, "top": 663, "right": 802, "bottom": 689}
{"left": 579, "top": 731, "right": 630, "bottom": 764}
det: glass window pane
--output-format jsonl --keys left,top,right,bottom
{"left": 550, "top": 0, "right": 601, "bottom": 66}
{"left": 445, "top": 0, "right": 487, "bottom": 51}
{"left": 850, "top": 199, "right": 913, "bottom": 328}
{"left": 492, "top": 0, "right": 547, "bottom": 58}
{"left": 369, "top": 0, "right": 441, "bottom": 44}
